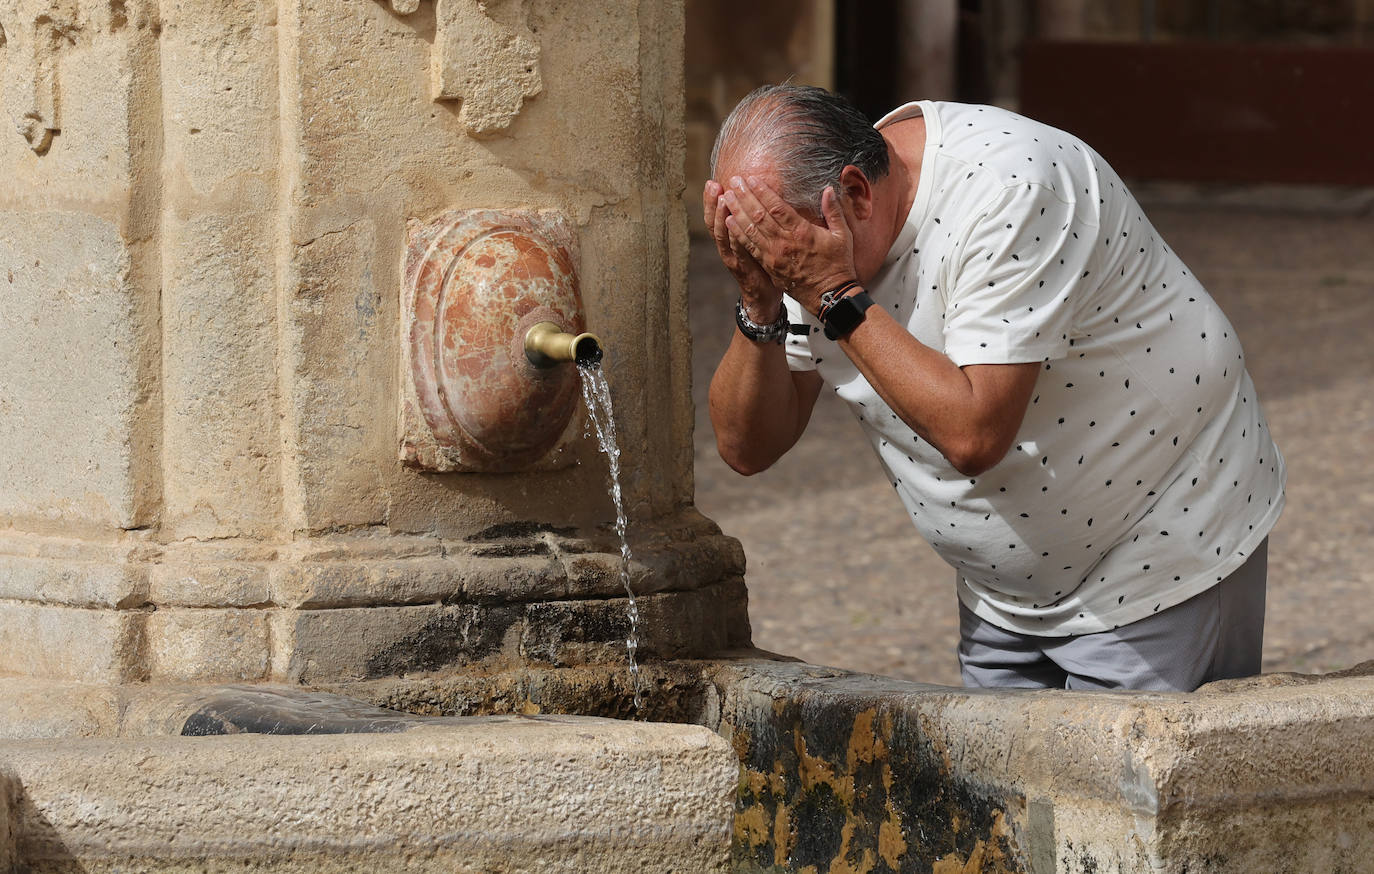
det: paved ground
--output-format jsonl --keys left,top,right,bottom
{"left": 688, "top": 196, "right": 1374, "bottom": 686}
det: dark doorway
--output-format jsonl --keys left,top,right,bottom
{"left": 834, "top": 0, "right": 903, "bottom": 121}
{"left": 835, "top": 0, "right": 992, "bottom": 121}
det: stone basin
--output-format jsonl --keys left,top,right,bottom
{"left": 0, "top": 679, "right": 740, "bottom": 873}
{"left": 4, "top": 657, "right": 1374, "bottom": 872}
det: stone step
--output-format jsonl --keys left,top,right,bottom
{"left": 0, "top": 715, "right": 736, "bottom": 873}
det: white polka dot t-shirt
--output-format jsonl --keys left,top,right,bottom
{"left": 781, "top": 101, "right": 1285, "bottom": 636}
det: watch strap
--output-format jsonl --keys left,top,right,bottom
{"left": 735, "top": 299, "right": 789, "bottom": 344}
{"left": 817, "top": 280, "right": 861, "bottom": 323}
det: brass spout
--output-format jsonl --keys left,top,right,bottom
{"left": 524, "top": 321, "right": 604, "bottom": 369}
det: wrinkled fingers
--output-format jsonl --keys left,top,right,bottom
{"left": 722, "top": 178, "right": 777, "bottom": 237}
{"left": 713, "top": 198, "right": 739, "bottom": 259}
{"left": 743, "top": 176, "right": 806, "bottom": 231}
{"left": 724, "top": 213, "right": 767, "bottom": 264}
{"left": 702, "top": 180, "right": 723, "bottom": 235}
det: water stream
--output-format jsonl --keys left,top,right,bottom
{"left": 578, "top": 364, "right": 644, "bottom": 711}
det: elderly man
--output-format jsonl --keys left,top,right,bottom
{"left": 704, "top": 84, "right": 1285, "bottom": 691}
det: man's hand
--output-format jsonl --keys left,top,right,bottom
{"left": 704, "top": 178, "right": 823, "bottom": 477}
{"left": 721, "top": 176, "right": 858, "bottom": 315}
{"left": 703, "top": 180, "right": 783, "bottom": 323}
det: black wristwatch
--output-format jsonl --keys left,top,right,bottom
{"left": 821, "top": 290, "right": 876, "bottom": 340}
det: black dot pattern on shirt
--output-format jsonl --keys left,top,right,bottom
{"left": 781, "top": 102, "right": 1282, "bottom": 633}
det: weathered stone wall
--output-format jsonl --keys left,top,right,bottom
{"left": 0, "top": 0, "right": 747, "bottom": 684}
{"left": 0, "top": 2, "right": 161, "bottom": 538}
{"left": 708, "top": 659, "right": 1374, "bottom": 874}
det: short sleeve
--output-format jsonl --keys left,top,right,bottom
{"left": 942, "top": 183, "right": 1097, "bottom": 367}
{"left": 781, "top": 294, "right": 817, "bottom": 372}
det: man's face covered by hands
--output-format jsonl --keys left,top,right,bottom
{"left": 705, "top": 145, "right": 888, "bottom": 318}
{"left": 708, "top": 153, "right": 890, "bottom": 317}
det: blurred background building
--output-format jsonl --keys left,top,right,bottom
{"left": 686, "top": 0, "right": 1374, "bottom": 232}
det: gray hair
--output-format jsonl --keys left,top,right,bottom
{"left": 710, "top": 84, "right": 890, "bottom": 216}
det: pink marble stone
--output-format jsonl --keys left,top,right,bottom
{"left": 400, "top": 210, "right": 586, "bottom": 472}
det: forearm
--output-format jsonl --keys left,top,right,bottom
{"left": 837, "top": 307, "right": 1033, "bottom": 476}
{"left": 708, "top": 329, "right": 811, "bottom": 476}
{"left": 712, "top": 174, "right": 1036, "bottom": 476}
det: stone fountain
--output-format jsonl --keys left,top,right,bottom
{"left": 2, "top": 2, "right": 1374, "bottom": 872}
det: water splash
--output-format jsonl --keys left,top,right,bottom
{"left": 578, "top": 364, "right": 644, "bottom": 711}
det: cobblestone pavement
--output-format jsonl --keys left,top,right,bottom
{"left": 688, "top": 199, "right": 1374, "bottom": 686}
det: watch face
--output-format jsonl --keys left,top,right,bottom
{"left": 824, "top": 300, "right": 858, "bottom": 339}
{"left": 823, "top": 292, "right": 872, "bottom": 340}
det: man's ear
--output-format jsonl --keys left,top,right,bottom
{"left": 838, "top": 165, "right": 874, "bottom": 221}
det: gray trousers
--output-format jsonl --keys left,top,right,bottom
{"left": 958, "top": 539, "right": 1268, "bottom": 692}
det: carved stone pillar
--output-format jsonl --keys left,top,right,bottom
{"left": 0, "top": 0, "right": 749, "bottom": 686}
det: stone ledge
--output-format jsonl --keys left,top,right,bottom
{"left": 0, "top": 576, "right": 751, "bottom": 684}
{"left": 705, "top": 658, "right": 1374, "bottom": 874}
{"left": 0, "top": 532, "right": 155, "bottom": 609}
{"left": 0, "top": 524, "right": 745, "bottom": 610}
{"left": 0, "top": 667, "right": 726, "bottom": 741}
{"left": 149, "top": 563, "right": 271, "bottom": 608}
{"left": 273, "top": 577, "right": 751, "bottom": 684}
{"left": 329, "top": 660, "right": 724, "bottom": 725}
{"left": 269, "top": 554, "right": 568, "bottom": 608}
{"left": 0, "top": 716, "right": 737, "bottom": 873}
